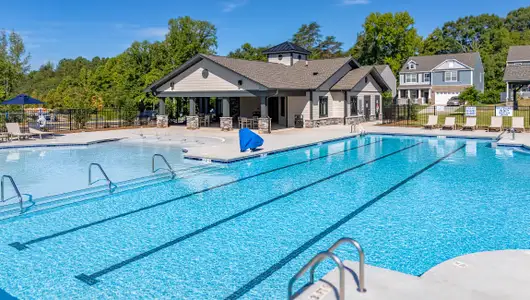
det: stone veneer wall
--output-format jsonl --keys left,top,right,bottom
{"left": 345, "top": 116, "right": 366, "bottom": 125}
{"left": 156, "top": 115, "right": 168, "bottom": 128}
{"left": 186, "top": 116, "right": 199, "bottom": 129}
{"left": 220, "top": 117, "right": 233, "bottom": 131}
{"left": 258, "top": 117, "right": 271, "bottom": 134}
{"left": 304, "top": 117, "right": 343, "bottom": 128}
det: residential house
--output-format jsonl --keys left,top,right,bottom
{"left": 146, "top": 41, "right": 395, "bottom": 131}
{"left": 503, "top": 45, "right": 530, "bottom": 102}
{"left": 397, "top": 53, "right": 484, "bottom": 105}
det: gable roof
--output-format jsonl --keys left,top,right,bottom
{"left": 373, "top": 65, "right": 389, "bottom": 74}
{"left": 262, "top": 41, "right": 311, "bottom": 55}
{"left": 504, "top": 65, "right": 530, "bottom": 82}
{"left": 146, "top": 54, "right": 355, "bottom": 92}
{"left": 331, "top": 66, "right": 390, "bottom": 91}
{"left": 400, "top": 53, "right": 481, "bottom": 72}
{"left": 507, "top": 45, "right": 530, "bottom": 62}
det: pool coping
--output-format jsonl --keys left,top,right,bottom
{"left": 0, "top": 138, "right": 123, "bottom": 150}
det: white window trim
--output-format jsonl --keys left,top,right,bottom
{"left": 444, "top": 71, "right": 458, "bottom": 82}
{"left": 405, "top": 73, "right": 418, "bottom": 83}
{"left": 423, "top": 73, "right": 431, "bottom": 83}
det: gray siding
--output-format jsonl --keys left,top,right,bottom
{"left": 380, "top": 67, "right": 397, "bottom": 97}
{"left": 432, "top": 70, "right": 472, "bottom": 86}
{"left": 473, "top": 55, "right": 485, "bottom": 92}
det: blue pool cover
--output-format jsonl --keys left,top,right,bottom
{"left": 239, "top": 128, "right": 264, "bottom": 152}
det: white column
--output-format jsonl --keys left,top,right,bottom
{"left": 189, "top": 98, "right": 196, "bottom": 116}
{"left": 506, "top": 82, "right": 510, "bottom": 101}
{"left": 158, "top": 98, "right": 166, "bottom": 115}
{"left": 222, "top": 98, "right": 230, "bottom": 117}
{"left": 260, "top": 96, "right": 268, "bottom": 118}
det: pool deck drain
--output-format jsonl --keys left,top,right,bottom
{"left": 295, "top": 250, "right": 530, "bottom": 300}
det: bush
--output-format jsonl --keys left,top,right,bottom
{"left": 72, "top": 109, "right": 91, "bottom": 129}
{"left": 479, "top": 90, "right": 501, "bottom": 104}
{"left": 459, "top": 87, "right": 481, "bottom": 105}
{"left": 121, "top": 100, "right": 139, "bottom": 125}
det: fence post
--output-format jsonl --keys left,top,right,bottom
{"left": 96, "top": 110, "right": 98, "bottom": 129}
{"left": 69, "top": 109, "right": 72, "bottom": 131}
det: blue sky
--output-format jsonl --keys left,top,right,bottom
{"left": 1, "top": 0, "right": 527, "bottom": 69}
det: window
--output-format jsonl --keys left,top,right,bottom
{"left": 319, "top": 96, "right": 328, "bottom": 118}
{"left": 410, "top": 90, "right": 418, "bottom": 99}
{"left": 280, "top": 97, "right": 285, "bottom": 117}
{"left": 444, "top": 71, "right": 458, "bottom": 82}
{"left": 365, "top": 77, "right": 368, "bottom": 83}
{"left": 408, "top": 62, "right": 416, "bottom": 70}
{"left": 350, "top": 96, "right": 358, "bottom": 116}
{"left": 423, "top": 73, "right": 431, "bottom": 82}
{"left": 278, "top": 54, "right": 283, "bottom": 61}
{"left": 400, "top": 90, "right": 407, "bottom": 98}
{"left": 404, "top": 74, "right": 418, "bottom": 83}
{"left": 298, "top": 54, "right": 302, "bottom": 60}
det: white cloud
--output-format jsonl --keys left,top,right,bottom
{"left": 221, "top": 0, "right": 248, "bottom": 12}
{"left": 342, "top": 0, "right": 370, "bottom": 4}
{"left": 136, "top": 27, "right": 167, "bottom": 39}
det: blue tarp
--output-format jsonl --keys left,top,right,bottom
{"left": 239, "top": 128, "right": 264, "bottom": 152}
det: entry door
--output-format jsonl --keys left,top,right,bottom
{"left": 268, "top": 97, "right": 279, "bottom": 122}
{"left": 364, "top": 95, "right": 371, "bottom": 119}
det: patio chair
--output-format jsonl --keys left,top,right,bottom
{"left": 423, "top": 115, "right": 438, "bottom": 129}
{"left": 462, "top": 117, "right": 477, "bottom": 131}
{"left": 239, "top": 117, "right": 249, "bottom": 129}
{"left": 512, "top": 117, "right": 525, "bottom": 133}
{"left": 29, "top": 127, "right": 56, "bottom": 139}
{"left": 488, "top": 116, "right": 503, "bottom": 132}
{"left": 0, "top": 132, "right": 9, "bottom": 142}
{"left": 442, "top": 117, "right": 456, "bottom": 130}
{"left": 5, "top": 123, "right": 34, "bottom": 140}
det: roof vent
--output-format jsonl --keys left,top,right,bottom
{"left": 313, "top": 72, "right": 319, "bottom": 76}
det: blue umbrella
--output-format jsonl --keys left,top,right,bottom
{"left": 1, "top": 94, "right": 45, "bottom": 105}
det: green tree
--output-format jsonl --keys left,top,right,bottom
{"left": 291, "top": 22, "right": 344, "bottom": 59}
{"left": 228, "top": 43, "right": 268, "bottom": 61}
{"left": 0, "top": 30, "right": 30, "bottom": 99}
{"left": 505, "top": 6, "right": 530, "bottom": 31}
{"left": 459, "top": 86, "right": 481, "bottom": 105}
{"left": 349, "top": 12, "right": 422, "bottom": 74}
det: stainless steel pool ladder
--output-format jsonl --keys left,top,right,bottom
{"left": 288, "top": 237, "right": 366, "bottom": 300}
{"left": 152, "top": 154, "right": 176, "bottom": 179}
{"left": 1, "top": 175, "right": 24, "bottom": 212}
{"left": 88, "top": 163, "right": 117, "bottom": 191}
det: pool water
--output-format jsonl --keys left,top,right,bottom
{"left": 0, "top": 135, "right": 529, "bottom": 299}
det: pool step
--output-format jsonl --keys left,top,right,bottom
{"left": 0, "top": 164, "right": 222, "bottom": 221}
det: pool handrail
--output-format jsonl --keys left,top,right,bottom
{"left": 152, "top": 154, "right": 176, "bottom": 179}
{"left": 1, "top": 175, "right": 24, "bottom": 212}
{"left": 326, "top": 237, "right": 366, "bottom": 292}
{"left": 288, "top": 251, "right": 345, "bottom": 300}
{"left": 88, "top": 163, "right": 116, "bottom": 191}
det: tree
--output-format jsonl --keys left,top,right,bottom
{"left": 349, "top": 12, "right": 422, "bottom": 73}
{"left": 228, "top": 43, "right": 268, "bottom": 61}
{"left": 0, "top": 30, "right": 30, "bottom": 99}
{"left": 291, "top": 22, "right": 344, "bottom": 59}
{"left": 459, "top": 86, "right": 481, "bottom": 105}
{"left": 506, "top": 6, "right": 530, "bottom": 32}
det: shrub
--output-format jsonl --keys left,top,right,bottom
{"left": 121, "top": 100, "right": 139, "bottom": 125}
{"left": 479, "top": 90, "right": 501, "bottom": 104}
{"left": 459, "top": 87, "right": 481, "bottom": 105}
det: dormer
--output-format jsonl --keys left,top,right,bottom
{"left": 407, "top": 60, "right": 417, "bottom": 70}
{"left": 263, "top": 41, "right": 311, "bottom": 66}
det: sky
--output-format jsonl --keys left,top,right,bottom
{"left": 1, "top": 0, "right": 528, "bottom": 69}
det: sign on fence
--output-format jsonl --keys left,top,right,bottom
{"left": 465, "top": 107, "right": 477, "bottom": 117}
{"left": 496, "top": 106, "right": 513, "bottom": 117}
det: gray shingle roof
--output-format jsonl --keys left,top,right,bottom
{"left": 400, "top": 53, "right": 481, "bottom": 72}
{"left": 372, "top": 65, "right": 389, "bottom": 74}
{"left": 262, "top": 41, "right": 311, "bottom": 55}
{"left": 504, "top": 65, "right": 530, "bottom": 82}
{"left": 204, "top": 54, "right": 352, "bottom": 89}
{"left": 331, "top": 67, "right": 372, "bottom": 90}
{"left": 507, "top": 46, "right": 530, "bottom": 62}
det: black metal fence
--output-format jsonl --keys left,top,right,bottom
{"left": 0, "top": 109, "right": 157, "bottom": 133}
{"left": 382, "top": 104, "right": 530, "bottom": 129}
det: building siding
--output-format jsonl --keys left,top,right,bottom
{"left": 432, "top": 70, "right": 472, "bottom": 86}
{"left": 289, "top": 93, "right": 310, "bottom": 126}
{"left": 379, "top": 67, "right": 397, "bottom": 98}
{"left": 268, "top": 53, "right": 292, "bottom": 66}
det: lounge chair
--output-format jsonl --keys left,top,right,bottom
{"left": 0, "top": 132, "right": 9, "bottom": 142}
{"left": 424, "top": 115, "right": 438, "bottom": 129}
{"left": 512, "top": 117, "right": 525, "bottom": 133}
{"left": 29, "top": 127, "right": 55, "bottom": 139}
{"left": 462, "top": 117, "right": 477, "bottom": 131}
{"left": 488, "top": 116, "right": 503, "bottom": 132}
{"left": 5, "top": 123, "right": 34, "bottom": 140}
{"left": 442, "top": 117, "right": 456, "bottom": 130}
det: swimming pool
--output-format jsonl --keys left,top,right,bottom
{"left": 0, "top": 135, "right": 529, "bottom": 299}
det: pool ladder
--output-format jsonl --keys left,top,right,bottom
{"left": 88, "top": 163, "right": 117, "bottom": 192}
{"left": 152, "top": 154, "right": 176, "bottom": 179}
{"left": 1, "top": 175, "right": 24, "bottom": 213}
{"left": 288, "top": 238, "right": 366, "bottom": 300}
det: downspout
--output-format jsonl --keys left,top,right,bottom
{"left": 343, "top": 90, "right": 347, "bottom": 125}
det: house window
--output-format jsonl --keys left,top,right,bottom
{"left": 410, "top": 90, "right": 418, "bottom": 99}
{"left": 350, "top": 96, "right": 358, "bottom": 116}
{"left": 280, "top": 97, "right": 285, "bottom": 117}
{"left": 408, "top": 62, "right": 416, "bottom": 69}
{"left": 278, "top": 54, "right": 283, "bottom": 61}
{"left": 405, "top": 74, "right": 418, "bottom": 83}
{"left": 424, "top": 73, "right": 431, "bottom": 82}
{"left": 444, "top": 71, "right": 458, "bottom": 82}
{"left": 319, "top": 96, "right": 328, "bottom": 118}
{"left": 400, "top": 90, "right": 408, "bottom": 98}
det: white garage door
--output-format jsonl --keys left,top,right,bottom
{"left": 435, "top": 92, "right": 460, "bottom": 105}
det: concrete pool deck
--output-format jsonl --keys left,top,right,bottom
{"left": 295, "top": 250, "right": 530, "bottom": 300}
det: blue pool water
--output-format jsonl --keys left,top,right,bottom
{"left": 0, "top": 135, "right": 529, "bottom": 299}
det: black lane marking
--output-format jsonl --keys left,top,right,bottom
{"left": 74, "top": 142, "right": 422, "bottom": 285}
{"left": 225, "top": 144, "right": 465, "bottom": 299}
{"left": 10, "top": 139, "right": 381, "bottom": 251}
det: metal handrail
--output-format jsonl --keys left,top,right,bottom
{"left": 327, "top": 238, "right": 366, "bottom": 292}
{"left": 288, "top": 251, "right": 345, "bottom": 300}
{"left": 1, "top": 175, "right": 24, "bottom": 212}
{"left": 88, "top": 163, "right": 116, "bottom": 191}
{"left": 152, "top": 154, "right": 176, "bottom": 179}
